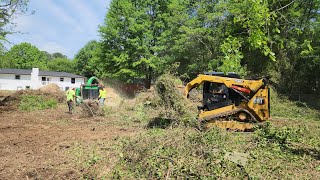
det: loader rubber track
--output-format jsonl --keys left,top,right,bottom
{"left": 199, "top": 108, "right": 264, "bottom": 131}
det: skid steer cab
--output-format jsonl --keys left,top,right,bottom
{"left": 184, "top": 72, "right": 270, "bottom": 131}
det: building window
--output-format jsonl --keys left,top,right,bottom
{"left": 26, "top": 86, "right": 30, "bottom": 89}
{"left": 60, "top": 77, "right": 64, "bottom": 82}
{"left": 71, "top": 78, "right": 75, "bottom": 84}
{"left": 65, "top": 87, "right": 69, "bottom": 90}
{"left": 15, "top": 75, "right": 20, "bottom": 80}
{"left": 42, "top": 77, "right": 46, "bottom": 81}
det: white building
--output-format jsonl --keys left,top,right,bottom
{"left": 0, "top": 68, "right": 85, "bottom": 91}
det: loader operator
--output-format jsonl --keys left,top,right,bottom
{"left": 98, "top": 86, "right": 107, "bottom": 107}
{"left": 66, "top": 87, "right": 76, "bottom": 114}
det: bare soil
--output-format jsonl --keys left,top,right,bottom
{"left": 0, "top": 104, "right": 138, "bottom": 179}
{"left": 39, "top": 83, "right": 62, "bottom": 93}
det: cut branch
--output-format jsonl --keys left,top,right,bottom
{"left": 195, "top": 36, "right": 213, "bottom": 55}
{"left": 275, "top": 0, "right": 296, "bottom": 11}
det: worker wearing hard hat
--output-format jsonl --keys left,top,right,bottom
{"left": 98, "top": 86, "right": 107, "bottom": 107}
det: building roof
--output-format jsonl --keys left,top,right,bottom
{"left": 0, "top": 68, "right": 84, "bottom": 78}
{"left": 0, "top": 68, "right": 31, "bottom": 75}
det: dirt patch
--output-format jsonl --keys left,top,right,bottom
{"left": 39, "top": 83, "right": 62, "bottom": 93}
{"left": 0, "top": 105, "right": 139, "bottom": 179}
{"left": 0, "top": 90, "right": 14, "bottom": 97}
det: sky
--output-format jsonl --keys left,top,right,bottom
{"left": 6, "top": 0, "right": 111, "bottom": 59}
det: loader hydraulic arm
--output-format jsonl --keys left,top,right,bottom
{"left": 184, "top": 76, "right": 203, "bottom": 98}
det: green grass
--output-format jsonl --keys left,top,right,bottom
{"left": 19, "top": 95, "right": 57, "bottom": 111}
{"left": 270, "top": 89, "right": 320, "bottom": 120}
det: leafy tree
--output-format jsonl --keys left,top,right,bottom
{"left": 99, "top": 0, "right": 174, "bottom": 88}
{"left": 0, "top": 0, "right": 30, "bottom": 49}
{"left": 3, "top": 42, "right": 48, "bottom": 69}
{"left": 97, "top": 0, "right": 320, "bottom": 95}
{"left": 267, "top": 0, "right": 320, "bottom": 94}
{"left": 41, "top": 51, "right": 53, "bottom": 60}
{"left": 41, "top": 51, "right": 68, "bottom": 61}
{"left": 47, "top": 58, "right": 75, "bottom": 73}
{"left": 0, "top": 54, "right": 9, "bottom": 68}
{"left": 153, "top": 0, "right": 216, "bottom": 77}
{"left": 52, "top": 52, "right": 67, "bottom": 59}
{"left": 74, "top": 40, "right": 100, "bottom": 77}
{"left": 99, "top": 0, "right": 276, "bottom": 84}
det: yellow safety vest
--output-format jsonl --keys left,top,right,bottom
{"left": 99, "top": 89, "right": 107, "bottom": 98}
{"left": 66, "top": 89, "right": 75, "bottom": 101}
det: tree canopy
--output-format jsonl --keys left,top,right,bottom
{"left": 0, "top": 0, "right": 29, "bottom": 50}
{"left": 1, "top": 0, "right": 319, "bottom": 95}
{"left": 0, "top": 42, "right": 76, "bottom": 74}
{"left": 98, "top": 0, "right": 320, "bottom": 94}
{"left": 74, "top": 40, "right": 101, "bottom": 78}
{"left": 47, "top": 58, "right": 76, "bottom": 73}
{"left": 1, "top": 42, "right": 48, "bottom": 69}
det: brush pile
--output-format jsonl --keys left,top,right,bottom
{"left": 153, "top": 73, "right": 198, "bottom": 127}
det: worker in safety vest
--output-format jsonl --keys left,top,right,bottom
{"left": 98, "top": 85, "right": 107, "bottom": 107}
{"left": 66, "top": 87, "right": 76, "bottom": 113}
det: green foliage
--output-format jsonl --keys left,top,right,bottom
{"left": 41, "top": 51, "right": 53, "bottom": 60}
{"left": 74, "top": 40, "right": 100, "bottom": 77}
{"left": 47, "top": 58, "right": 76, "bottom": 73}
{"left": 255, "top": 122, "right": 304, "bottom": 146}
{"left": 217, "top": 37, "right": 247, "bottom": 76}
{"left": 1, "top": 42, "right": 76, "bottom": 74}
{"left": 19, "top": 95, "right": 57, "bottom": 111}
{"left": 228, "top": 0, "right": 276, "bottom": 61}
{"left": 51, "top": 52, "right": 67, "bottom": 59}
{"left": 2, "top": 42, "right": 48, "bottom": 69}
{"left": 97, "top": 0, "right": 320, "bottom": 95}
{"left": 99, "top": 0, "right": 175, "bottom": 87}
{"left": 0, "top": 0, "right": 29, "bottom": 46}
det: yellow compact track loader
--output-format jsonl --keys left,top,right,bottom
{"left": 185, "top": 72, "right": 270, "bottom": 131}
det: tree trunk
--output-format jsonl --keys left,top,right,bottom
{"left": 144, "top": 66, "right": 152, "bottom": 89}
